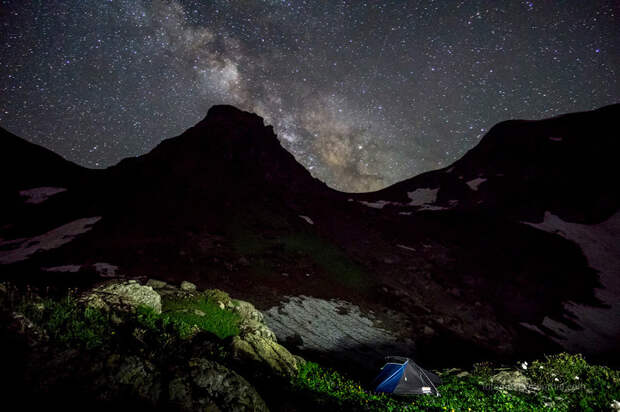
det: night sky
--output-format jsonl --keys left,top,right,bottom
{"left": 1, "top": 1, "right": 618, "bottom": 192}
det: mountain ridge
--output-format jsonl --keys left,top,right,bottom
{"left": 1, "top": 103, "right": 619, "bottom": 371}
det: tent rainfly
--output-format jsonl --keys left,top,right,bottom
{"left": 372, "top": 356, "right": 442, "bottom": 396}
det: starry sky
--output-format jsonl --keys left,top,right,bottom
{"left": 1, "top": 1, "right": 618, "bottom": 192}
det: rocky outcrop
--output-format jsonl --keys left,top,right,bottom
{"left": 231, "top": 334, "right": 300, "bottom": 379}
{"left": 80, "top": 279, "right": 161, "bottom": 314}
{"left": 490, "top": 370, "right": 537, "bottom": 394}
{"left": 234, "top": 300, "right": 277, "bottom": 342}
{"left": 184, "top": 357, "right": 269, "bottom": 411}
{"left": 1, "top": 279, "right": 276, "bottom": 411}
{"left": 144, "top": 278, "right": 301, "bottom": 379}
{"left": 229, "top": 297, "right": 299, "bottom": 378}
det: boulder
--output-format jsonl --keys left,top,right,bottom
{"left": 239, "top": 318, "right": 277, "bottom": 342}
{"left": 232, "top": 300, "right": 277, "bottom": 342}
{"left": 168, "top": 376, "right": 193, "bottom": 410}
{"left": 490, "top": 370, "right": 537, "bottom": 394}
{"left": 233, "top": 300, "right": 264, "bottom": 323}
{"left": 203, "top": 289, "right": 232, "bottom": 307}
{"left": 227, "top": 298, "right": 299, "bottom": 378}
{"left": 80, "top": 280, "right": 161, "bottom": 314}
{"left": 180, "top": 281, "right": 197, "bottom": 292}
{"left": 188, "top": 357, "right": 269, "bottom": 412}
{"left": 146, "top": 279, "right": 168, "bottom": 289}
{"left": 113, "top": 355, "right": 161, "bottom": 404}
{"left": 231, "top": 333, "right": 299, "bottom": 378}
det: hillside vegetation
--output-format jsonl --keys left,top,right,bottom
{"left": 1, "top": 279, "right": 618, "bottom": 411}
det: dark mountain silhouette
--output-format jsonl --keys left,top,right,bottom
{"left": 0, "top": 127, "right": 88, "bottom": 191}
{"left": 1, "top": 103, "right": 619, "bottom": 373}
{"left": 356, "top": 104, "right": 620, "bottom": 223}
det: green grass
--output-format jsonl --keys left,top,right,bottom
{"left": 12, "top": 288, "right": 242, "bottom": 350}
{"left": 226, "top": 206, "right": 372, "bottom": 288}
{"left": 5, "top": 284, "right": 619, "bottom": 411}
{"left": 293, "top": 355, "right": 620, "bottom": 412}
{"left": 231, "top": 229, "right": 371, "bottom": 288}
{"left": 18, "top": 294, "right": 112, "bottom": 350}
{"left": 525, "top": 353, "right": 620, "bottom": 411}
{"left": 162, "top": 294, "right": 241, "bottom": 339}
{"left": 280, "top": 233, "right": 370, "bottom": 288}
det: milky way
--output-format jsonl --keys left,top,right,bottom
{"left": 1, "top": 1, "right": 618, "bottom": 192}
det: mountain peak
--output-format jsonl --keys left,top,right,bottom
{"left": 197, "top": 105, "right": 266, "bottom": 130}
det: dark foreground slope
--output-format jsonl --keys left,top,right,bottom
{"left": 1, "top": 104, "right": 619, "bottom": 373}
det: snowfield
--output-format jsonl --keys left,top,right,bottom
{"left": 94, "top": 262, "right": 119, "bottom": 277}
{"left": 19, "top": 187, "right": 67, "bottom": 204}
{"left": 263, "top": 296, "right": 408, "bottom": 365}
{"left": 466, "top": 177, "right": 487, "bottom": 191}
{"left": 0, "top": 217, "right": 101, "bottom": 264}
{"left": 42, "top": 265, "right": 82, "bottom": 273}
{"left": 522, "top": 211, "right": 620, "bottom": 354}
{"left": 359, "top": 200, "right": 396, "bottom": 209}
{"left": 407, "top": 188, "right": 439, "bottom": 206}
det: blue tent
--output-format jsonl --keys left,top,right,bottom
{"left": 373, "top": 356, "right": 441, "bottom": 396}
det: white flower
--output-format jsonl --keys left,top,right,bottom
{"left": 610, "top": 399, "right": 620, "bottom": 411}
{"left": 554, "top": 377, "right": 559, "bottom": 382}
{"left": 521, "top": 362, "right": 528, "bottom": 370}
{"left": 574, "top": 376, "right": 579, "bottom": 380}
{"left": 539, "top": 366, "right": 544, "bottom": 369}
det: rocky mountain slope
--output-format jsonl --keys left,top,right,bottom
{"left": 1, "top": 103, "right": 619, "bottom": 375}
{"left": 4, "top": 279, "right": 618, "bottom": 411}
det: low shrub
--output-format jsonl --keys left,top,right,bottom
{"left": 294, "top": 356, "right": 620, "bottom": 412}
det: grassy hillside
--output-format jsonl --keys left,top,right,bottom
{"left": 1, "top": 281, "right": 618, "bottom": 411}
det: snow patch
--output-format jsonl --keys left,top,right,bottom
{"left": 523, "top": 211, "right": 620, "bottom": 354}
{"left": 418, "top": 205, "right": 447, "bottom": 211}
{"left": 19, "top": 187, "right": 67, "bottom": 204}
{"left": 519, "top": 322, "right": 545, "bottom": 335}
{"left": 359, "top": 200, "right": 395, "bottom": 209}
{"left": 0, "top": 217, "right": 101, "bottom": 264}
{"left": 407, "top": 188, "right": 439, "bottom": 206}
{"left": 399, "top": 211, "right": 412, "bottom": 216}
{"left": 549, "top": 136, "right": 563, "bottom": 142}
{"left": 466, "top": 177, "right": 487, "bottom": 191}
{"left": 94, "top": 262, "right": 119, "bottom": 278}
{"left": 299, "top": 215, "right": 314, "bottom": 225}
{"left": 42, "top": 265, "right": 82, "bottom": 273}
{"left": 396, "top": 244, "right": 416, "bottom": 252}
{"left": 263, "top": 296, "right": 402, "bottom": 358}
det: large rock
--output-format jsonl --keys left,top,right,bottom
{"left": 80, "top": 280, "right": 161, "bottom": 314}
{"left": 112, "top": 355, "right": 161, "bottom": 404}
{"left": 188, "top": 357, "right": 269, "bottom": 412}
{"left": 490, "top": 370, "right": 537, "bottom": 394}
{"left": 232, "top": 300, "right": 276, "bottom": 341}
{"left": 231, "top": 334, "right": 299, "bottom": 378}
{"left": 233, "top": 300, "right": 264, "bottom": 323}
{"left": 180, "top": 281, "right": 197, "bottom": 292}
{"left": 239, "top": 318, "right": 277, "bottom": 342}
{"left": 229, "top": 298, "right": 300, "bottom": 378}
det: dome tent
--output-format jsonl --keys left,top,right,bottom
{"left": 372, "top": 356, "right": 442, "bottom": 396}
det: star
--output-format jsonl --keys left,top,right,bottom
{"left": 0, "top": 0, "right": 618, "bottom": 192}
